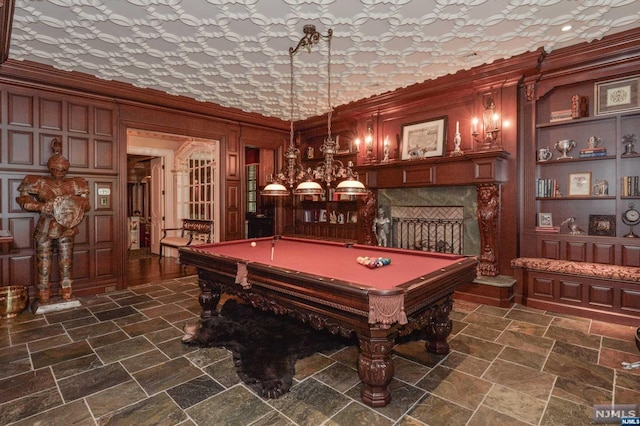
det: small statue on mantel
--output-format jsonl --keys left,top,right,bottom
{"left": 16, "top": 139, "right": 90, "bottom": 304}
{"left": 451, "top": 120, "right": 464, "bottom": 156}
{"left": 382, "top": 143, "right": 390, "bottom": 162}
{"left": 560, "top": 217, "right": 586, "bottom": 235}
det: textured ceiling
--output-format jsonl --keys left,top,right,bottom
{"left": 9, "top": 0, "right": 640, "bottom": 121}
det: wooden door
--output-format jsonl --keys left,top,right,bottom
{"left": 150, "top": 156, "right": 165, "bottom": 254}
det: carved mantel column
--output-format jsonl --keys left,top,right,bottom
{"left": 476, "top": 183, "right": 500, "bottom": 276}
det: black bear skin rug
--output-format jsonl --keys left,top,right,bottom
{"left": 182, "top": 300, "right": 354, "bottom": 399}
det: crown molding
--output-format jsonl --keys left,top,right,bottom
{"left": 0, "top": 59, "right": 289, "bottom": 132}
{"left": 299, "top": 49, "right": 544, "bottom": 131}
{"left": 536, "top": 27, "right": 640, "bottom": 98}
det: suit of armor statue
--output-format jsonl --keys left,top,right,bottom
{"left": 373, "top": 208, "right": 390, "bottom": 247}
{"left": 16, "top": 141, "right": 90, "bottom": 304}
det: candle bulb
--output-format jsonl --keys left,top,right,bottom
{"left": 456, "top": 121, "right": 460, "bottom": 134}
{"left": 472, "top": 118, "right": 478, "bottom": 133}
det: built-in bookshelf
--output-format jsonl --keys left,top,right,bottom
{"left": 528, "top": 78, "right": 640, "bottom": 266}
{"left": 293, "top": 194, "right": 361, "bottom": 241}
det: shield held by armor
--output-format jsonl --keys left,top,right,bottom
{"left": 53, "top": 195, "right": 86, "bottom": 228}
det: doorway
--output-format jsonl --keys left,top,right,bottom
{"left": 126, "top": 129, "right": 221, "bottom": 259}
{"left": 126, "top": 131, "right": 176, "bottom": 257}
{"left": 126, "top": 154, "right": 153, "bottom": 252}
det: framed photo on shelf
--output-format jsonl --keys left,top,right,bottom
{"left": 568, "top": 172, "right": 592, "bottom": 196}
{"left": 588, "top": 215, "right": 616, "bottom": 236}
{"left": 537, "top": 212, "right": 553, "bottom": 228}
{"left": 347, "top": 211, "right": 358, "bottom": 224}
{"left": 318, "top": 209, "right": 327, "bottom": 223}
{"left": 401, "top": 116, "right": 447, "bottom": 160}
{"left": 595, "top": 74, "right": 640, "bottom": 116}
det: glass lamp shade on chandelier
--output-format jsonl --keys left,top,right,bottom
{"left": 261, "top": 25, "right": 366, "bottom": 198}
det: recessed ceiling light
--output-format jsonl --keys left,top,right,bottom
{"left": 561, "top": 25, "right": 572, "bottom": 32}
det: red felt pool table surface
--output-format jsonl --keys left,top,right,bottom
{"left": 188, "top": 236, "right": 468, "bottom": 291}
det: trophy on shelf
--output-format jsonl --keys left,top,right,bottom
{"left": 586, "top": 136, "right": 602, "bottom": 149}
{"left": 554, "top": 139, "right": 576, "bottom": 160}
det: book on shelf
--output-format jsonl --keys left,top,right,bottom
{"left": 622, "top": 176, "right": 640, "bottom": 196}
{"left": 536, "top": 178, "right": 557, "bottom": 198}
{"left": 579, "top": 146, "right": 606, "bottom": 154}
{"left": 302, "top": 210, "right": 314, "bottom": 223}
{"left": 550, "top": 109, "right": 572, "bottom": 122}
{"left": 579, "top": 150, "right": 608, "bottom": 158}
{"left": 535, "top": 226, "right": 560, "bottom": 233}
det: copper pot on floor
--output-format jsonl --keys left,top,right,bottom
{"left": 0, "top": 286, "right": 28, "bottom": 319}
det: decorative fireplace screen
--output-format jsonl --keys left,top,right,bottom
{"left": 390, "top": 206, "right": 464, "bottom": 254}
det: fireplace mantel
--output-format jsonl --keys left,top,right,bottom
{"left": 356, "top": 150, "right": 510, "bottom": 277}
{"left": 354, "top": 150, "right": 510, "bottom": 189}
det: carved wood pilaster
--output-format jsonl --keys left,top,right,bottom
{"left": 358, "top": 190, "right": 377, "bottom": 245}
{"left": 477, "top": 183, "right": 500, "bottom": 276}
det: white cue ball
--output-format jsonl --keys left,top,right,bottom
{"left": 251, "top": 242, "right": 256, "bottom": 247}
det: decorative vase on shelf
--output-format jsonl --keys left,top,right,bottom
{"left": 555, "top": 139, "right": 576, "bottom": 160}
{"left": 622, "top": 133, "right": 637, "bottom": 156}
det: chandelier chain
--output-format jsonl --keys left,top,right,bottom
{"left": 326, "top": 29, "right": 332, "bottom": 139}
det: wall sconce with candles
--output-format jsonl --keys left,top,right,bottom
{"left": 472, "top": 94, "right": 501, "bottom": 149}
{"left": 364, "top": 120, "right": 374, "bottom": 161}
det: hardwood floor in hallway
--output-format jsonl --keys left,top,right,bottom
{"left": 126, "top": 247, "right": 197, "bottom": 287}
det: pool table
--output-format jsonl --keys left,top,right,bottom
{"left": 180, "top": 236, "right": 477, "bottom": 407}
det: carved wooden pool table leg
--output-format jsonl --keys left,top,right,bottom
{"left": 425, "top": 297, "right": 454, "bottom": 355}
{"left": 357, "top": 332, "right": 395, "bottom": 407}
{"left": 198, "top": 276, "right": 220, "bottom": 319}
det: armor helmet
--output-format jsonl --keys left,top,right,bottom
{"left": 47, "top": 154, "right": 70, "bottom": 172}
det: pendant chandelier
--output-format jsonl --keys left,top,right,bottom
{"left": 262, "top": 25, "right": 366, "bottom": 197}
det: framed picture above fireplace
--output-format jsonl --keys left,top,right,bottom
{"left": 401, "top": 116, "right": 447, "bottom": 160}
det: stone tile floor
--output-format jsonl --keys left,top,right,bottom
{"left": 1, "top": 276, "right": 639, "bottom": 425}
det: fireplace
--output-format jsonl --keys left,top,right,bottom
{"left": 390, "top": 206, "right": 464, "bottom": 254}
{"left": 356, "top": 151, "right": 511, "bottom": 303}
{"left": 377, "top": 186, "right": 480, "bottom": 257}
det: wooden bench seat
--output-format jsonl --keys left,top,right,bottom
{"left": 511, "top": 257, "right": 640, "bottom": 326}
{"left": 159, "top": 219, "right": 213, "bottom": 259}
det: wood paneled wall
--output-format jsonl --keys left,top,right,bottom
{"left": 0, "top": 86, "right": 119, "bottom": 297}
